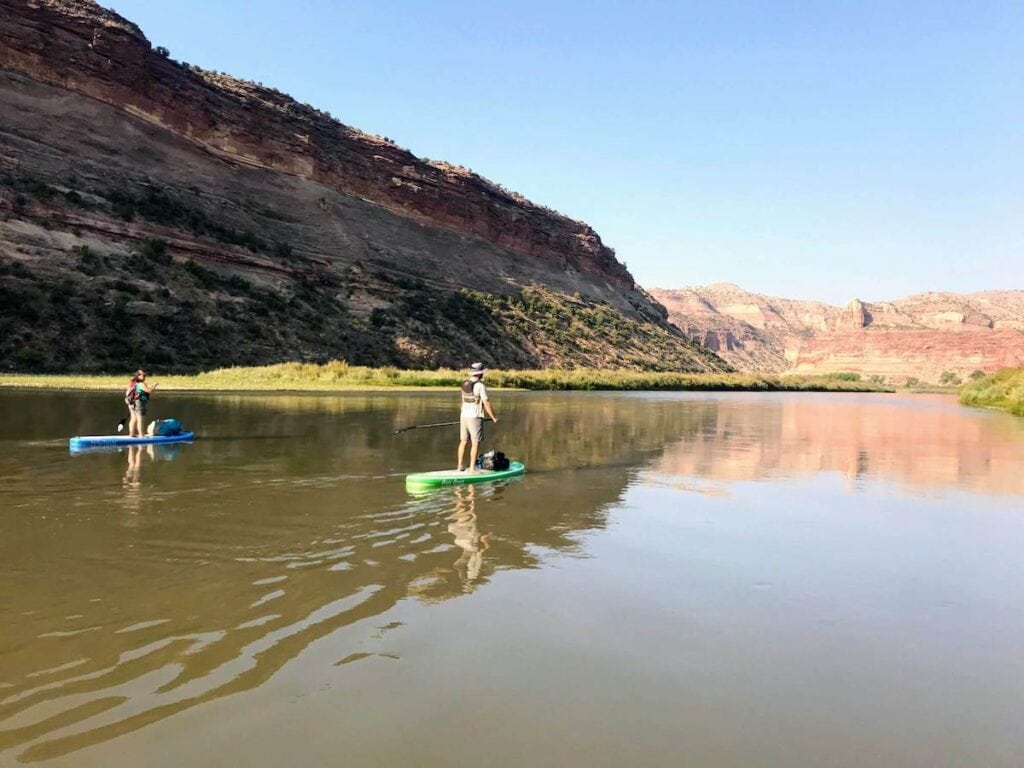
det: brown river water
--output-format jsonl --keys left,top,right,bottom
{"left": 0, "top": 390, "right": 1022, "bottom": 767}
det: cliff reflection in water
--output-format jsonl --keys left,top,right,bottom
{"left": 0, "top": 389, "right": 1021, "bottom": 763}
{"left": 647, "top": 393, "right": 1024, "bottom": 495}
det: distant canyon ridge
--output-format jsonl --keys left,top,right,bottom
{"left": 651, "top": 284, "right": 1024, "bottom": 382}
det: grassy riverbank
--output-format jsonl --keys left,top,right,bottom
{"left": 959, "top": 368, "right": 1024, "bottom": 416}
{"left": 0, "top": 361, "right": 892, "bottom": 393}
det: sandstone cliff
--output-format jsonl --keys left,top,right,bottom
{"left": 652, "top": 284, "right": 1024, "bottom": 382}
{"left": 0, "top": 0, "right": 726, "bottom": 373}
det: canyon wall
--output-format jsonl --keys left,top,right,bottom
{"left": 652, "top": 284, "right": 1024, "bottom": 382}
{"left": 0, "top": 0, "right": 726, "bottom": 373}
{"left": 0, "top": 0, "right": 632, "bottom": 289}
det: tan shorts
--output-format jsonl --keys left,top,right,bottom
{"left": 460, "top": 415, "right": 483, "bottom": 444}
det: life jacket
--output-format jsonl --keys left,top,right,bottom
{"left": 460, "top": 379, "right": 480, "bottom": 406}
{"left": 125, "top": 379, "right": 149, "bottom": 405}
{"left": 125, "top": 378, "right": 140, "bottom": 405}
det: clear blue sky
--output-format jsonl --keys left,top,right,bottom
{"left": 106, "top": 0, "right": 1021, "bottom": 304}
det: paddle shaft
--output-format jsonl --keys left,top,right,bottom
{"left": 394, "top": 417, "right": 494, "bottom": 435}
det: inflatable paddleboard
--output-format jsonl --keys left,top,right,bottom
{"left": 406, "top": 461, "right": 525, "bottom": 490}
{"left": 69, "top": 432, "right": 195, "bottom": 451}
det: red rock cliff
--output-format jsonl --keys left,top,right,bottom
{"left": 653, "top": 284, "right": 1024, "bottom": 381}
{"left": 0, "top": 0, "right": 634, "bottom": 290}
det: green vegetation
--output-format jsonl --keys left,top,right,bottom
{"left": 0, "top": 247, "right": 354, "bottom": 373}
{"left": 958, "top": 368, "right": 1024, "bottom": 416}
{"left": 0, "top": 362, "right": 891, "bottom": 393}
{"left": 388, "top": 285, "right": 727, "bottom": 372}
{"left": 939, "top": 370, "right": 962, "bottom": 386}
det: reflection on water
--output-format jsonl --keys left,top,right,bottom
{"left": 0, "top": 390, "right": 1022, "bottom": 766}
{"left": 448, "top": 485, "right": 489, "bottom": 587}
{"left": 409, "top": 484, "right": 494, "bottom": 600}
{"left": 0, "top": 489, "right": 504, "bottom": 762}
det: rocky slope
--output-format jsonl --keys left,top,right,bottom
{"left": 0, "top": 0, "right": 726, "bottom": 373}
{"left": 652, "top": 284, "right": 1024, "bottom": 382}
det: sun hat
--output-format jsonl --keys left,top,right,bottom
{"left": 468, "top": 362, "right": 488, "bottom": 377}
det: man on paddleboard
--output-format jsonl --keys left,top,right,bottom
{"left": 457, "top": 362, "right": 498, "bottom": 472}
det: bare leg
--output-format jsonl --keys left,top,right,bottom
{"left": 469, "top": 440, "right": 480, "bottom": 472}
{"left": 128, "top": 409, "right": 140, "bottom": 437}
{"left": 457, "top": 439, "right": 467, "bottom": 471}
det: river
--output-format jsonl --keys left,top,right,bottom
{"left": 1, "top": 390, "right": 1022, "bottom": 767}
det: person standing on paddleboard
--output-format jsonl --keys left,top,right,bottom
{"left": 458, "top": 362, "right": 497, "bottom": 472}
{"left": 125, "top": 369, "right": 158, "bottom": 437}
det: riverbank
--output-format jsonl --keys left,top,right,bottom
{"left": 959, "top": 368, "right": 1024, "bottom": 416}
{"left": 0, "top": 362, "right": 893, "bottom": 393}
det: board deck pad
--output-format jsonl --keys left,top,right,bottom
{"left": 405, "top": 461, "right": 525, "bottom": 490}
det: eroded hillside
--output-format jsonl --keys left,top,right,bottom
{"left": 0, "top": 0, "right": 726, "bottom": 373}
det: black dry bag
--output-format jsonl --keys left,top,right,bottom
{"left": 478, "top": 450, "right": 510, "bottom": 471}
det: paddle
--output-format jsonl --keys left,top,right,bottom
{"left": 117, "top": 417, "right": 127, "bottom": 433}
{"left": 393, "top": 418, "right": 494, "bottom": 436}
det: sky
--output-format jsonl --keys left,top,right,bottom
{"left": 104, "top": 0, "right": 1022, "bottom": 304}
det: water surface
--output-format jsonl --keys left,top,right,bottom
{"left": 1, "top": 390, "right": 1022, "bottom": 767}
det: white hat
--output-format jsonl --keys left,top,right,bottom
{"left": 468, "top": 362, "right": 488, "bottom": 377}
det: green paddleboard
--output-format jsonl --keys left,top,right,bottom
{"left": 406, "top": 461, "right": 525, "bottom": 490}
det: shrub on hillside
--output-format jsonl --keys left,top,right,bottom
{"left": 14, "top": 347, "right": 45, "bottom": 371}
{"left": 139, "top": 238, "right": 172, "bottom": 265}
{"left": 939, "top": 370, "right": 961, "bottom": 386}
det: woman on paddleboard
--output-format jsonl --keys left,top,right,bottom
{"left": 125, "top": 369, "right": 159, "bottom": 437}
{"left": 457, "top": 362, "right": 498, "bottom": 472}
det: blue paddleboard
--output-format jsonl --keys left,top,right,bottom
{"left": 69, "top": 432, "right": 196, "bottom": 451}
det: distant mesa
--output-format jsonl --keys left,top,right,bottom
{"left": 650, "top": 285, "right": 1024, "bottom": 383}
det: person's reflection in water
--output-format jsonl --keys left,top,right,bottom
{"left": 447, "top": 484, "right": 490, "bottom": 589}
{"left": 121, "top": 444, "right": 156, "bottom": 517}
{"left": 123, "top": 445, "right": 152, "bottom": 487}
